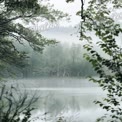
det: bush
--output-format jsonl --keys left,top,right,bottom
{"left": 0, "top": 84, "right": 38, "bottom": 122}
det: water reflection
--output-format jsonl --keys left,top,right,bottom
{"left": 9, "top": 77, "right": 106, "bottom": 122}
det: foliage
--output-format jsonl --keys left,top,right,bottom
{"left": 67, "top": 0, "right": 122, "bottom": 121}
{"left": 0, "top": 84, "right": 38, "bottom": 122}
{"left": 7, "top": 43, "right": 96, "bottom": 78}
{"left": 0, "top": 0, "right": 66, "bottom": 75}
{"left": 66, "top": 0, "right": 75, "bottom": 3}
{"left": 0, "top": 0, "right": 66, "bottom": 121}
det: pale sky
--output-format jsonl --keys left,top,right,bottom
{"left": 49, "top": 0, "right": 122, "bottom": 25}
{"left": 38, "top": 0, "right": 82, "bottom": 44}
{"left": 49, "top": 0, "right": 81, "bottom": 26}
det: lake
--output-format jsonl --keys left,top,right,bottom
{"left": 9, "top": 77, "right": 107, "bottom": 122}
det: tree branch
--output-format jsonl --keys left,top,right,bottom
{"left": 81, "top": 0, "right": 85, "bottom": 21}
{"left": 0, "top": 14, "right": 33, "bottom": 26}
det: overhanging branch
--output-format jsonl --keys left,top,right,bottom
{"left": 81, "top": 0, "right": 85, "bottom": 21}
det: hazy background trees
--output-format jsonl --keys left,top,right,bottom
{"left": 7, "top": 42, "right": 96, "bottom": 78}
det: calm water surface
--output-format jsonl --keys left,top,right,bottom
{"left": 10, "top": 77, "right": 107, "bottom": 122}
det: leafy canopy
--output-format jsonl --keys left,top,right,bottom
{"left": 67, "top": 0, "right": 122, "bottom": 121}
{"left": 0, "top": 0, "right": 67, "bottom": 73}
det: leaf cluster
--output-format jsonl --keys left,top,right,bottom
{"left": 0, "top": 0, "right": 66, "bottom": 76}
{"left": 77, "top": 0, "right": 122, "bottom": 121}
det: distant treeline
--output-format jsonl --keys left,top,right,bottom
{"left": 3, "top": 43, "right": 97, "bottom": 78}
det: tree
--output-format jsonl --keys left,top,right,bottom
{"left": 0, "top": 0, "right": 67, "bottom": 121}
{"left": 0, "top": 0, "right": 67, "bottom": 77}
{"left": 0, "top": 84, "right": 38, "bottom": 122}
{"left": 67, "top": 0, "right": 122, "bottom": 121}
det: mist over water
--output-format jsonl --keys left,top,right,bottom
{"left": 9, "top": 77, "right": 106, "bottom": 122}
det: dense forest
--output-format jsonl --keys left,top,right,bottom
{"left": 2, "top": 43, "right": 96, "bottom": 78}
